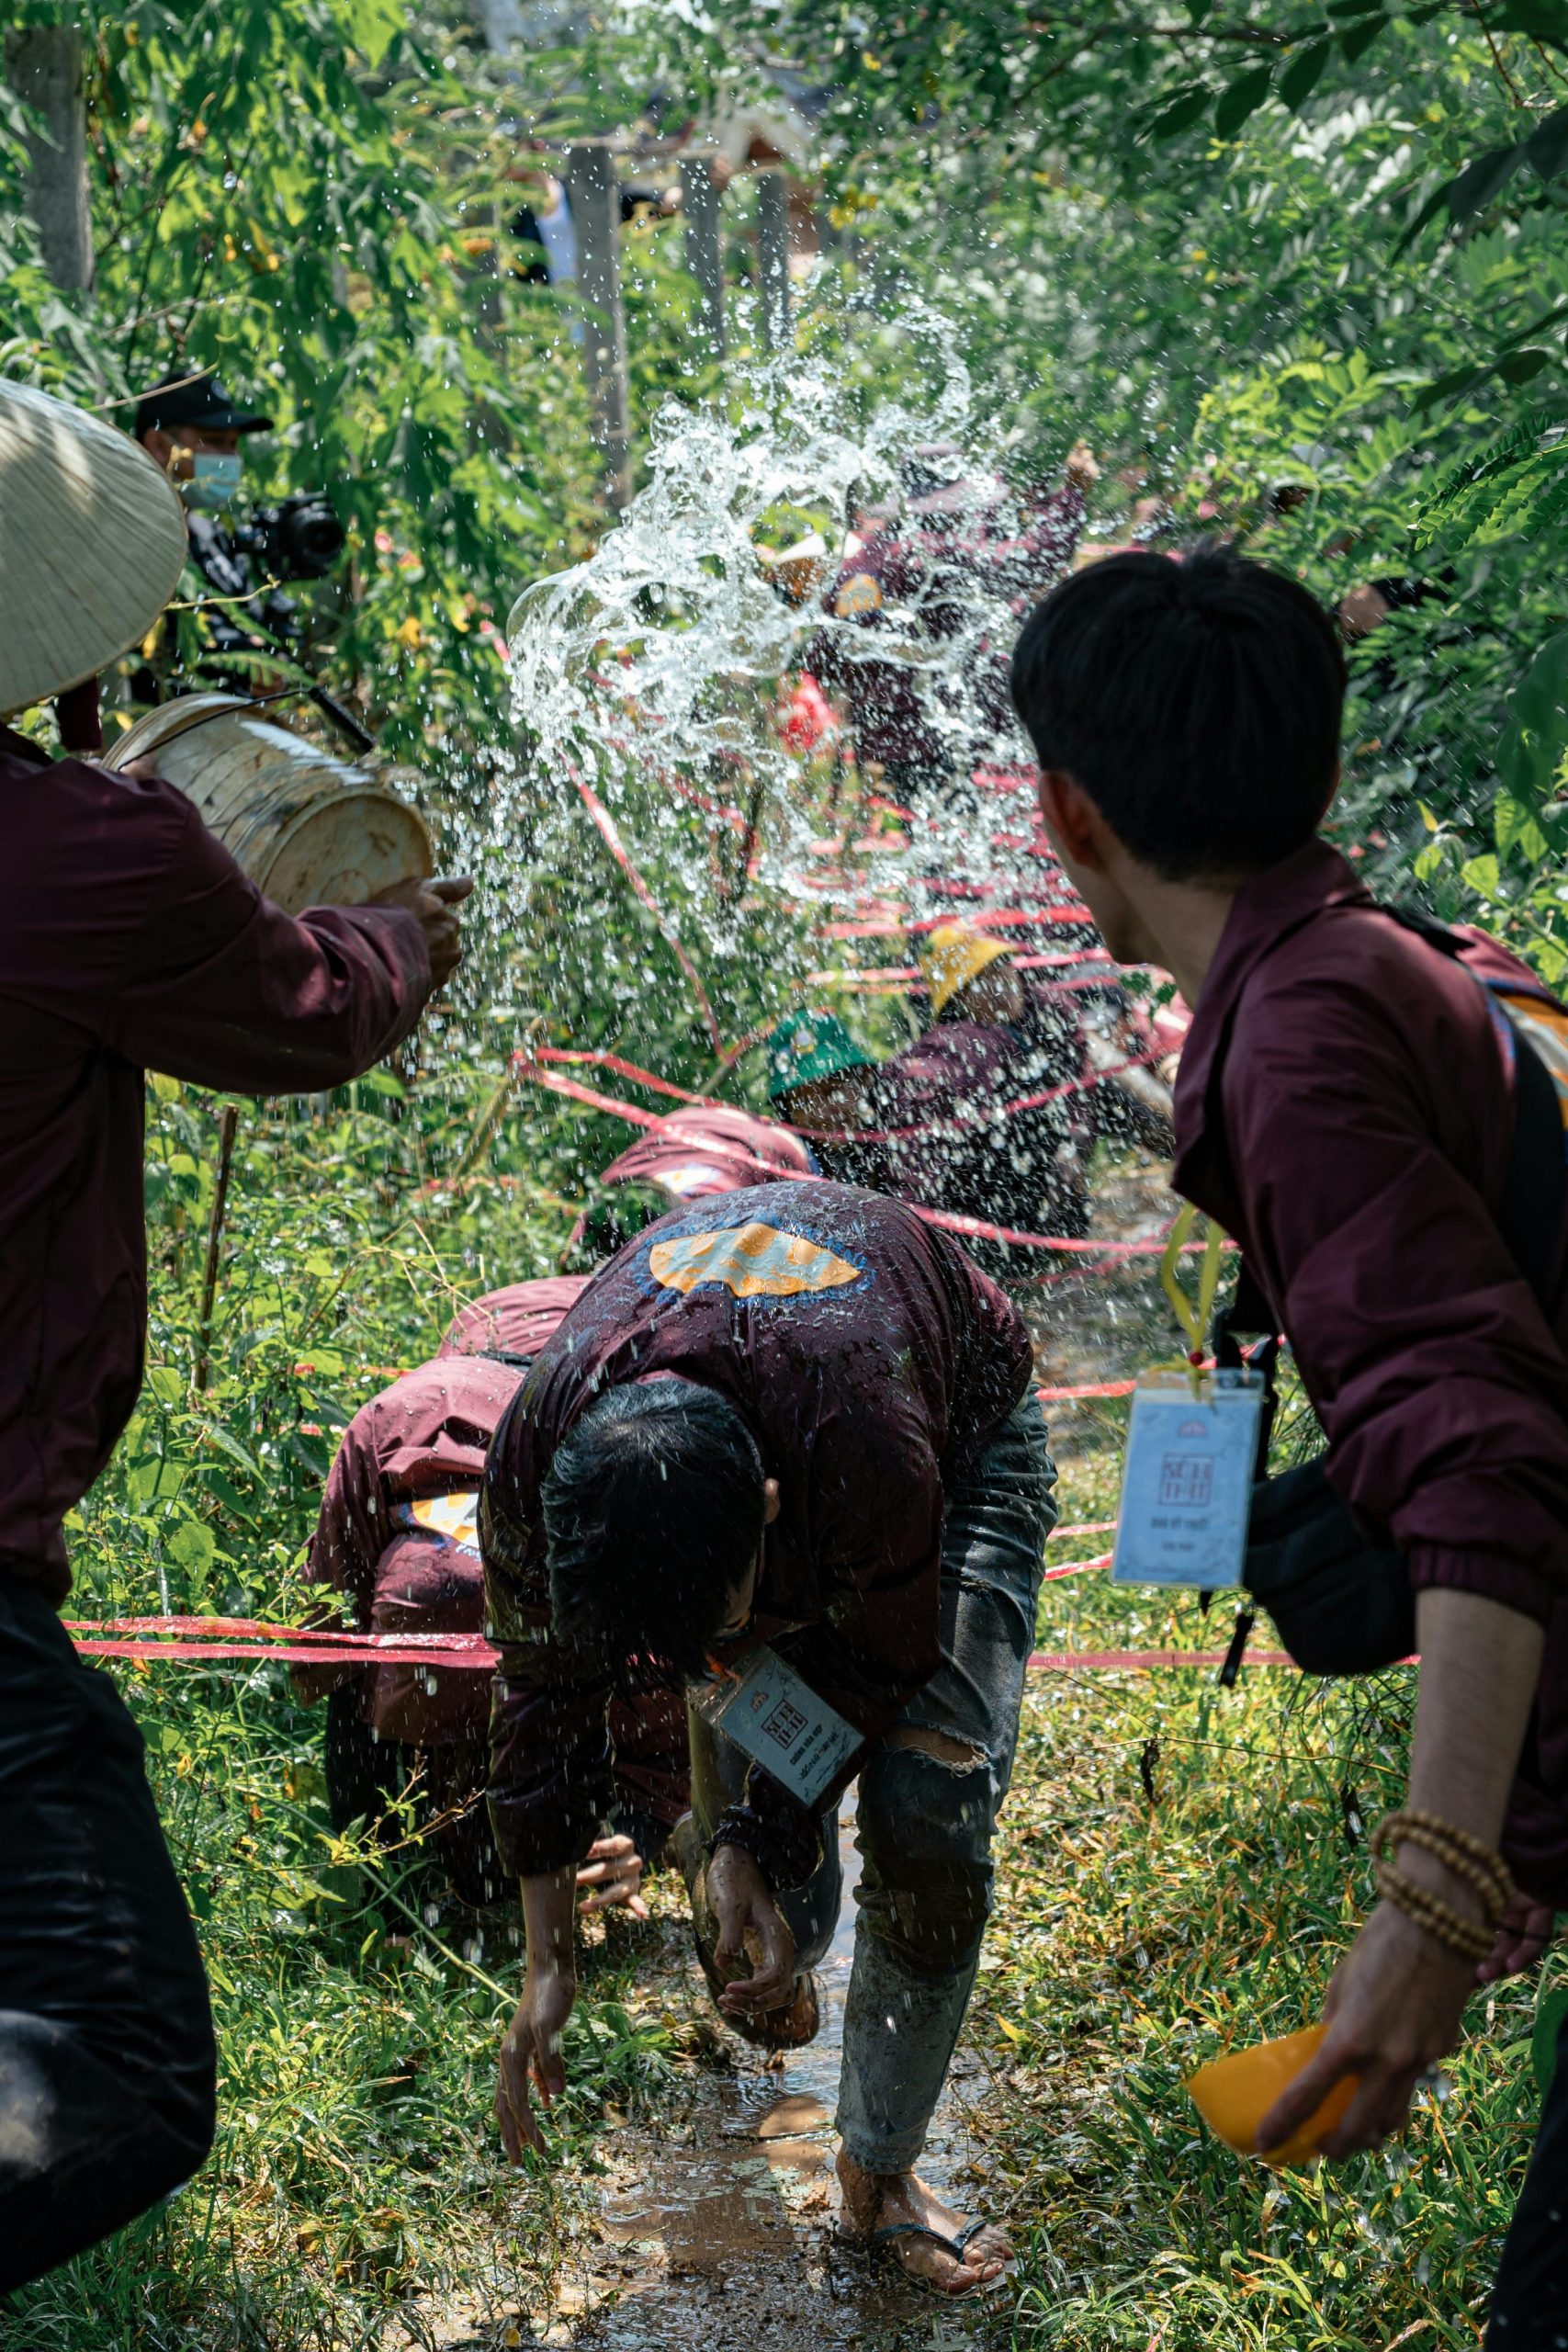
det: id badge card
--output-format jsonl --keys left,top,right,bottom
{"left": 1111, "top": 1369, "right": 1265, "bottom": 1590}
{"left": 691, "top": 1643, "right": 862, "bottom": 1809}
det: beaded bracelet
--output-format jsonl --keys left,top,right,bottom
{"left": 1373, "top": 1809, "right": 1514, "bottom": 1926}
{"left": 1371, "top": 1809, "right": 1513, "bottom": 1965}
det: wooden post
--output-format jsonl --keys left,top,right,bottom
{"left": 565, "top": 139, "right": 632, "bottom": 511}
{"left": 756, "top": 169, "right": 791, "bottom": 355}
{"left": 679, "top": 150, "right": 725, "bottom": 360}
{"left": 4, "top": 27, "right": 94, "bottom": 296}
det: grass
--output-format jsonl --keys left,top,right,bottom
{"left": 4, "top": 1098, "right": 1559, "bottom": 2350}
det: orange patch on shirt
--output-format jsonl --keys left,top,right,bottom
{"left": 649, "top": 1221, "right": 864, "bottom": 1298}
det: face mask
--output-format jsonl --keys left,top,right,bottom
{"left": 181, "top": 452, "right": 243, "bottom": 510}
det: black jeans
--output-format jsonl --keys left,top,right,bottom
{"left": 1484, "top": 2005, "right": 1568, "bottom": 2345}
{"left": 0, "top": 1578, "right": 215, "bottom": 2292}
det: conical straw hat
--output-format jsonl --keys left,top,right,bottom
{"left": 0, "top": 379, "right": 187, "bottom": 715}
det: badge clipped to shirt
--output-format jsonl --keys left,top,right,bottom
{"left": 691, "top": 1643, "right": 862, "bottom": 1809}
{"left": 1111, "top": 1205, "right": 1264, "bottom": 1592}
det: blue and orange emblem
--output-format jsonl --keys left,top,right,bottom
{"left": 649, "top": 1220, "right": 864, "bottom": 1299}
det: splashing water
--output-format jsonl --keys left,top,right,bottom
{"left": 495, "top": 300, "right": 1079, "bottom": 1047}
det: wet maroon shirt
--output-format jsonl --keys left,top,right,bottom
{"left": 480, "top": 1181, "right": 1032, "bottom": 1878}
{"left": 301, "top": 1279, "right": 688, "bottom": 1834}
{"left": 867, "top": 976, "right": 1095, "bottom": 1239}
{"left": 0, "top": 741, "right": 431, "bottom": 1599}
{"left": 805, "top": 486, "right": 1084, "bottom": 770}
{"left": 1173, "top": 840, "right": 1568, "bottom": 1902}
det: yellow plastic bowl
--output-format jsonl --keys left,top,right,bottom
{"left": 1186, "top": 2025, "right": 1359, "bottom": 2169}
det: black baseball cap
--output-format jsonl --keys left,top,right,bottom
{"left": 133, "top": 368, "right": 274, "bottom": 441}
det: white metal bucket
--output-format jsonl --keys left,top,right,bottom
{"left": 110, "top": 694, "right": 432, "bottom": 915}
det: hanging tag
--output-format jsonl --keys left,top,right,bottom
{"left": 1110, "top": 1368, "right": 1266, "bottom": 1591}
{"left": 691, "top": 1643, "right": 861, "bottom": 1808}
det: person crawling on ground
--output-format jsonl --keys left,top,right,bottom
{"left": 761, "top": 1009, "right": 890, "bottom": 1189}
{"left": 299, "top": 1279, "right": 688, "bottom": 1915}
{"left": 480, "top": 1182, "right": 1056, "bottom": 2298}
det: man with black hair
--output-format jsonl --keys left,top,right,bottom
{"left": 480, "top": 1181, "right": 1056, "bottom": 2297}
{"left": 1010, "top": 543, "right": 1568, "bottom": 2339}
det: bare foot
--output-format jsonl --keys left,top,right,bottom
{"left": 836, "top": 2148, "right": 1011, "bottom": 2295}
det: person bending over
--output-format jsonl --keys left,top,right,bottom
{"left": 1011, "top": 544, "right": 1568, "bottom": 2343}
{"left": 298, "top": 1279, "right": 687, "bottom": 1913}
{"left": 480, "top": 1182, "right": 1056, "bottom": 2298}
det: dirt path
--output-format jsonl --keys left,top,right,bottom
{"left": 564, "top": 1809, "right": 991, "bottom": 2352}
{"left": 387, "top": 1809, "right": 998, "bottom": 2352}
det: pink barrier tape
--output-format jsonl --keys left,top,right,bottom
{"left": 1036, "top": 1378, "right": 1136, "bottom": 1401}
{"left": 820, "top": 907, "right": 1097, "bottom": 941}
{"left": 67, "top": 1622, "right": 1302, "bottom": 1677}
{"left": 73, "top": 1637, "right": 496, "bottom": 1667}
{"left": 512, "top": 1059, "right": 1207, "bottom": 1256}
{"left": 572, "top": 777, "right": 725, "bottom": 1056}
{"left": 527, "top": 1046, "right": 710, "bottom": 1107}
{"left": 1042, "top": 1551, "right": 1112, "bottom": 1582}
{"left": 1027, "top": 1648, "right": 1296, "bottom": 1672}
{"left": 1049, "top": 1519, "right": 1119, "bottom": 1540}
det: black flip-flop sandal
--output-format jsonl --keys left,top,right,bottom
{"left": 837, "top": 2216, "right": 1012, "bottom": 2298}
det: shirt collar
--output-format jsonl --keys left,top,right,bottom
{"left": 1172, "top": 838, "right": 1372, "bottom": 1165}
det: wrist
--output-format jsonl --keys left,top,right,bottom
{"left": 1393, "top": 1839, "right": 1487, "bottom": 1926}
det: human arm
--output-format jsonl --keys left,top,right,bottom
{"left": 496, "top": 1866, "right": 579, "bottom": 2160}
{"left": 1258, "top": 1585, "right": 1543, "bottom": 2156}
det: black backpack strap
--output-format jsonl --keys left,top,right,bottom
{"left": 1496, "top": 1015, "right": 1568, "bottom": 1311}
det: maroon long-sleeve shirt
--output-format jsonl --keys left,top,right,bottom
{"left": 480, "top": 1181, "right": 1032, "bottom": 1882}
{"left": 300, "top": 1279, "right": 689, "bottom": 1835}
{"left": 1173, "top": 840, "right": 1568, "bottom": 1901}
{"left": 804, "top": 485, "right": 1085, "bottom": 770}
{"left": 0, "top": 740, "right": 432, "bottom": 1599}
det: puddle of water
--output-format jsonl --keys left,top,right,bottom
{"left": 574, "top": 1804, "right": 985, "bottom": 2351}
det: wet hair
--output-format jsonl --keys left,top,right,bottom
{"left": 542, "top": 1379, "right": 766, "bottom": 1679}
{"left": 1010, "top": 544, "right": 1347, "bottom": 882}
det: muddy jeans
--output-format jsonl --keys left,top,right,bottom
{"left": 689, "top": 1395, "right": 1055, "bottom": 2174}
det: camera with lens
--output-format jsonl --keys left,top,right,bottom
{"left": 230, "top": 492, "right": 347, "bottom": 582}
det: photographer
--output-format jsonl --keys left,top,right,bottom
{"left": 132, "top": 367, "right": 346, "bottom": 699}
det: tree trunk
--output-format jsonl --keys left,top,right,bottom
{"left": 565, "top": 140, "right": 631, "bottom": 512}
{"left": 4, "top": 26, "right": 94, "bottom": 296}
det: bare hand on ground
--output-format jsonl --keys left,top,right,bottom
{"left": 368, "top": 873, "right": 473, "bottom": 988}
{"left": 495, "top": 1962, "right": 576, "bottom": 2162}
{"left": 1476, "top": 1893, "right": 1554, "bottom": 1983}
{"left": 705, "top": 1842, "right": 795, "bottom": 2017}
{"left": 1256, "top": 1899, "right": 1474, "bottom": 2159}
{"left": 576, "top": 1832, "right": 649, "bottom": 1919}
{"left": 837, "top": 2150, "right": 1011, "bottom": 2296}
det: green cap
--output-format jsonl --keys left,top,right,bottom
{"left": 764, "top": 1010, "right": 873, "bottom": 1101}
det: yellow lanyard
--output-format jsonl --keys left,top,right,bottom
{"left": 1159, "top": 1203, "right": 1227, "bottom": 1393}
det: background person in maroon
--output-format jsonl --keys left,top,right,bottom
{"left": 480, "top": 1181, "right": 1055, "bottom": 2296}
{"left": 299, "top": 1277, "right": 687, "bottom": 1911}
{"left": 1011, "top": 543, "right": 1568, "bottom": 2343}
{"left": 0, "top": 384, "right": 470, "bottom": 2290}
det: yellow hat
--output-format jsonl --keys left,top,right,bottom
{"left": 919, "top": 922, "right": 1012, "bottom": 1018}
